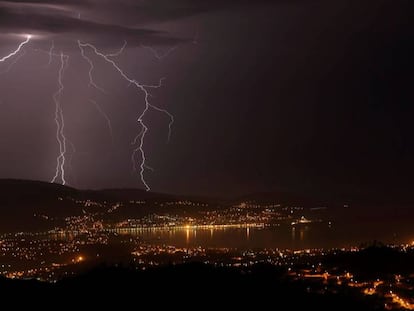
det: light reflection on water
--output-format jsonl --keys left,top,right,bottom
{"left": 114, "top": 222, "right": 414, "bottom": 250}
{"left": 43, "top": 220, "right": 414, "bottom": 250}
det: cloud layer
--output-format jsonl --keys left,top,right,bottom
{"left": 0, "top": 0, "right": 274, "bottom": 46}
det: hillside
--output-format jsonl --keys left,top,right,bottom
{"left": 0, "top": 263, "right": 385, "bottom": 310}
{"left": 0, "top": 179, "right": 215, "bottom": 233}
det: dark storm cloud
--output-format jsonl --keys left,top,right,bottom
{"left": 116, "top": 0, "right": 286, "bottom": 28}
{"left": 0, "top": 0, "right": 278, "bottom": 28}
{"left": 2, "top": 0, "right": 82, "bottom": 3}
{"left": 2, "top": 0, "right": 413, "bottom": 199}
{"left": 0, "top": 2, "right": 185, "bottom": 46}
{"left": 0, "top": 0, "right": 276, "bottom": 46}
{"left": 83, "top": 0, "right": 279, "bottom": 23}
{"left": 2, "top": 0, "right": 275, "bottom": 11}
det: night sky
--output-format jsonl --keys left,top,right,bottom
{"left": 0, "top": 0, "right": 413, "bottom": 198}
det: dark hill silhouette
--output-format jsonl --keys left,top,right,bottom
{"left": 0, "top": 179, "right": 324, "bottom": 233}
{"left": 0, "top": 179, "right": 219, "bottom": 233}
{"left": 0, "top": 179, "right": 80, "bottom": 232}
{"left": 2, "top": 178, "right": 411, "bottom": 234}
{"left": 0, "top": 179, "right": 218, "bottom": 202}
{"left": 324, "top": 244, "right": 414, "bottom": 280}
{"left": 0, "top": 263, "right": 385, "bottom": 310}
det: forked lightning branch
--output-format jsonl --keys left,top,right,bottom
{"left": 0, "top": 34, "right": 174, "bottom": 191}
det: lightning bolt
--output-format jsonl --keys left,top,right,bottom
{"left": 51, "top": 52, "right": 69, "bottom": 185}
{"left": 0, "top": 35, "right": 31, "bottom": 63}
{"left": 78, "top": 42, "right": 106, "bottom": 93}
{"left": 31, "top": 43, "right": 76, "bottom": 185}
{"left": 141, "top": 44, "right": 177, "bottom": 61}
{"left": 106, "top": 40, "right": 127, "bottom": 58}
{"left": 80, "top": 41, "right": 130, "bottom": 144}
{"left": 47, "top": 40, "right": 55, "bottom": 66}
{"left": 1, "top": 35, "right": 175, "bottom": 190}
{"left": 66, "top": 139, "right": 78, "bottom": 187}
{"left": 90, "top": 99, "right": 114, "bottom": 143}
{"left": 1, "top": 36, "right": 73, "bottom": 185}
{"left": 78, "top": 40, "right": 128, "bottom": 93}
{"left": 0, "top": 50, "right": 26, "bottom": 74}
{"left": 78, "top": 40, "right": 174, "bottom": 191}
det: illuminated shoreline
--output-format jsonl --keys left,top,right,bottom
{"left": 109, "top": 223, "right": 266, "bottom": 233}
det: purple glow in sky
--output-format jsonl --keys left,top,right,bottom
{"left": 0, "top": 0, "right": 413, "bottom": 199}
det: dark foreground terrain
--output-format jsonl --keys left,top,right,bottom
{"left": 1, "top": 263, "right": 385, "bottom": 310}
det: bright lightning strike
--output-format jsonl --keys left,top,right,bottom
{"left": 0, "top": 35, "right": 31, "bottom": 63}
{"left": 31, "top": 43, "right": 76, "bottom": 185}
{"left": 0, "top": 35, "right": 72, "bottom": 186}
{"left": 1, "top": 34, "right": 175, "bottom": 191}
{"left": 78, "top": 40, "right": 174, "bottom": 191}
{"left": 78, "top": 42, "right": 106, "bottom": 93}
{"left": 51, "top": 52, "right": 70, "bottom": 185}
